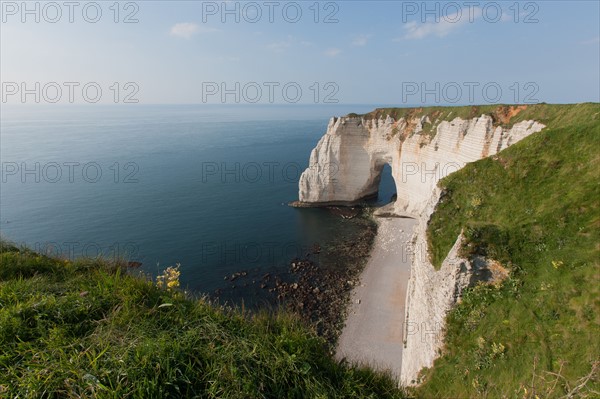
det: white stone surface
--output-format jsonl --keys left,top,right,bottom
{"left": 400, "top": 187, "right": 472, "bottom": 385}
{"left": 299, "top": 114, "right": 545, "bottom": 216}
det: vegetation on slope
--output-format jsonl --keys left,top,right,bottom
{"left": 415, "top": 103, "right": 600, "bottom": 398}
{"left": 0, "top": 243, "right": 407, "bottom": 398}
{"left": 360, "top": 103, "right": 561, "bottom": 128}
{"left": 356, "top": 103, "right": 568, "bottom": 143}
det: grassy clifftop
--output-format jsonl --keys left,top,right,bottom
{"left": 416, "top": 102, "right": 600, "bottom": 397}
{"left": 358, "top": 102, "right": 599, "bottom": 129}
{"left": 355, "top": 103, "right": 600, "bottom": 143}
{"left": 0, "top": 244, "right": 406, "bottom": 398}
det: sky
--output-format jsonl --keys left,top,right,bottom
{"left": 1, "top": 0, "right": 599, "bottom": 105}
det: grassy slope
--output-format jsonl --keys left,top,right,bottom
{"left": 360, "top": 104, "right": 509, "bottom": 123}
{"left": 359, "top": 103, "right": 600, "bottom": 142}
{"left": 0, "top": 245, "right": 407, "bottom": 398}
{"left": 413, "top": 103, "right": 600, "bottom": 397}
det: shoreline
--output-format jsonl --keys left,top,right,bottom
{"left": 212, "top": 209, "right": 379, "bottom": 347}
{"left": 336, "top": 216, "right": 417, "bottom": 380}
{"left": 271, "top": 212, "right": 378, "bottom": 345}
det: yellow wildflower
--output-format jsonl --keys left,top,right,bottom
{"left": 156, "top": 264, "right": 181, "bottom": 291}
{"left": 552, "top": 260, "right": 563, "bottom": 269}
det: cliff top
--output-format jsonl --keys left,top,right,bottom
{"left": 352, "top": 102, "right": 599, "bottom": 129}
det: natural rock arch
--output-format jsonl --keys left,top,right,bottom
{"left": 298, "top": 114, "right": 545, "bottom": 217}
{"left": 298, "top": 116, "right": 404, "bottom": 207}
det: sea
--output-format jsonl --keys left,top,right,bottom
{"left": 0, "top": 104, "right": 397, "bottom": 305}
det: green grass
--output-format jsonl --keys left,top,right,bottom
{"left": 0, "top": 243, "right": 408, "bottom": 398}
{"left": 359, "top": 103, "right": 594, "bottom": 126}
{"left": 414, "top": 103, "right": 600, "bottom": 398}
{"left": 360, "top": 104, "right": 501, "bottom": 121}
{"left": 359, "top": 103, "right": 600, "bottom": 143}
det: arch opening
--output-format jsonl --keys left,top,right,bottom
{"left": 371, "top": 162, "right": 397, "bottom": 206}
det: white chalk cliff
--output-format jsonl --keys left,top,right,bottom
{"left": 297, "top": 110, "right": 545, "bottom": 384}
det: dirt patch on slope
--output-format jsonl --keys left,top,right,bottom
{"left": 494, "top": 105, "right": 528, "bottom": 125}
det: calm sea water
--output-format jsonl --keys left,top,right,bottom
{"left": 0, "top": 105, "right": 396, "bottom": 304}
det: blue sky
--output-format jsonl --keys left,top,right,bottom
{"left": 1, "top": 1, "right": 599, "bottom": 104}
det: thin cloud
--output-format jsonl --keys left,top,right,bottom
{"left": 267, "top": 36, "right": 314, "bottom": 51}
{"left": 170, "top": 23, "right": 199, "bottom": 39}
{"left": 267, "top": 40, "right": 292, "bottom": 52}
{"left": 352, "top": 34, "right": 372, "bottom": 46}
{"left": 267, "top": 35, "right": 296, "bottom": 52}
{"left": 581, "top": 36, "right": 600, "bottom": 45}
{"left": 324, "top": 48, "right": 342, "bottom": 57}
{"left": 169, "top": 23, "right": 218, "bottom": 39}
{"left": 395, "top": 10, "right": 475, "bottom": 40}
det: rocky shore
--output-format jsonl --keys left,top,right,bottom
{"left": 270, "top": 216, "right": 376, "bottom": 345}
{"left": 213, "top": 208, "right": 377, "bottom": 348}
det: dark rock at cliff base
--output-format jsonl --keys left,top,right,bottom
{"left": 326, "top": 206, "right": 362, "bottom": 219}
{"left": 210, "top": 211, "right": 377, "bottom": 348}
{"left": 271, "top": 219, "right": 377, "bottom": 347}
{"left": 225, "top": 271, "right": 248, "bottom": 282}
{"left": 312, "top": 243, "right": 321, "bottom": 254}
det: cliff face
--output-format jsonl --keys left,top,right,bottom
{"left": 298, "top": 109, "right": 545, "bottom": 384}
{"left": 299, "top": 113, "right": 544, "bottom": 216}
{"left": 401, "top": 187, "right": 475, "bottom": 385}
